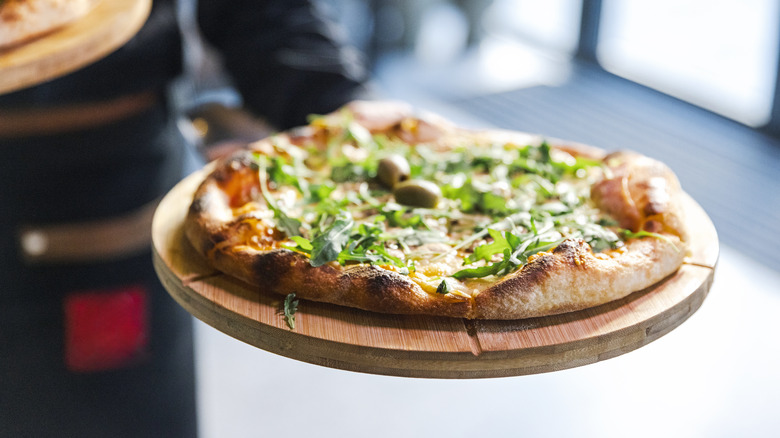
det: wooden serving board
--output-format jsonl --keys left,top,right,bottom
{"left": 0, "top": 0, "right": 151, "bottom": 94}
{"left": 152, "top": 167, "right": 718, "bottom": 379}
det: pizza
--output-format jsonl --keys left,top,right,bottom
{"left": 184, "top": 101, "right": 688, "bottom": 320}
{"left": 0, "top": 0, "right": 98, "bottom": 49}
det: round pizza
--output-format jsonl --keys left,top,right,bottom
{"left": 184, "top": 101, "right": 688, "bottom": 320}
{"left": 0, "top": 0, "right": 99, "bottom": 49}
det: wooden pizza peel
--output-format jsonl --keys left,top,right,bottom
{"left": 0, "top": 0, "right": 151, "bottom": 94}
{"left": 152, "top": 164, "right": 718, "bottom": 379}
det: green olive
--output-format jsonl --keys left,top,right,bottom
{"left": 377, "top": 154, "right": 411, "bottom": 188}
{"left": 393, "top": 179, "right": 442, "bottom": 208}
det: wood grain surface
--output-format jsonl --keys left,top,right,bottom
{"left": 0, "top": 0, "right": 151, "bottom": 94}
{"left": 152, "top": 166, "right": 718, "bottom": 379}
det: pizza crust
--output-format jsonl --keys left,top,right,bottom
{"left": 184, "top": 102, "right": 688, "bottom": 320}
{"left": 473, "top": 236, "right": 684, "bottom": 319}
{"left": 0, "top": 0, "right": 98, "bottom": 49}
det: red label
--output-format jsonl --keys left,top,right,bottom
{"left": 63, "top": 285, "right": 149, "bottom": 372}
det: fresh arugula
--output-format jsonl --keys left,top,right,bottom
{"left": 251, "top": 123, "right": 631, "bottom": 285}
{"left": 453, "top": 235, "right": 563, "bottom": 280}
{"left": 283, "top": 293, "right": 299, "bottom": 330}
{"left": 256, "top": 155, "right": 302, "bottom": 237}
{"left": 579, "top": 223, "right": 621, "bottom": 253}
{"left": 436, "top": 279, "right": 452, "bottom": 294}
{"left": 383, "top": 207, "right": 426, "bottom": 229}
{"left": 453, "top": 219, "right": 565, "bottom": 280}
{"left": 621, "top": 229, "right": 679, "bottom": 251}
{"left": 309, "top": 211, "right": 355, "bottom": 267}
{"left": 306, "top": 183, "right": 336, "bottom": 203}
{"left": 285, "top": 214, "right": 412, "bottom": 272}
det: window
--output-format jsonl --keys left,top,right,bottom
{"left": 482, "top": 0, "right": 582, "bottom": 54}
{"left": 598, "top": 0, "right": 780, "bottom": 127}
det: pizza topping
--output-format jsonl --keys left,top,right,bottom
{"left": 621, "top": 229, "right": 679, "bottom": 251}
{"left": 392, "top": 179, "right": 442, "bottom": 208}
{"left": 436, "top": 279, "right": 452, "bottom": 295}
{"left": 182, "top": 102, "right": 691, "bottom": 319}
{"left": 256, "top": 156, "right": 303, "bottom": 238}
{"left": 376, "top": 154, "right": 411, "bottom": 188}
{"left": 308, "top": 211, "right": 355, "bottom": 267}
{"left": 212, "top": 109, "right": 682, "bottom": 299}
{"left": 283, "top": 293, "right": 299, "bottom": 329}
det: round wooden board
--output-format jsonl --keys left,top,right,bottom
{"left": 0, "top": 0, "right": 151, "bottom": 94}
{"left": 152, "top": 166, "right": 718, "bottom": 379}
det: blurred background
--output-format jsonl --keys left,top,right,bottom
{"left": 175, "top": 1, "right": 780, "bottom": 437}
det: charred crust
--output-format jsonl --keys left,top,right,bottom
{"left": 552, "top": 238, "right": 590, "bottom": 256}
{"left": 247, "top": 249, "right": 298, "bottom": 288}
{"left": 360, "top": 267, "right": 411, "bottom": 300}
{"left": 212, "top": 152, "right": 255, "bottom": 182}
{"left": 553, "top": 238, "right": 579, "bottom": 254}
{"left": 483, "top": 239, "right": 589, "bottom": 302}
{"left": 518, "top": 254, "right": 555, "bottom": 286}
{"left": 552, "top": 238, "right": 592, "bottom": 267}
{"left": 188, "top": 196, "right": 209, "bottom": 215}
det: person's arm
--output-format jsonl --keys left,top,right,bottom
{"left": 196, "top": 0, "right": 370, "bottom": 130}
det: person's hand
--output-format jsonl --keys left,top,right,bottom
{"left": 186, "top": 102, "right": 273, "bottom": 160}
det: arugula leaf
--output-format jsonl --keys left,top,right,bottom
{"left": 323, "top": 221, "right": 412, "bottom": 272}
{"left": 307, "top": 183, "right": 336, "bottom": 203}
{"left": 511, "top": 238, "right": 563, "bottom": 265}
{"left": 480, "top": 192, "right": 512, "bottom": 215}
{"left": 267, "top": 156, "right": 295, "bottom": 186}
{"left": 453, "top": 225, "right": 565, "bottom": 280}
{"left": 395, "top": 229, "right": 448, "bottom": 247}
{"left": 466, "top": 229, "right": 510, "bottom": 264}
{"left": 579, "top": 223, "right": 621, "bottom": 253}
{"left": 453, "top": 249, "right": 514, "bottom": 280}
{"left": 538, "top": 141, "right": 552, "bottom": 163}
{"left": 384, "top": 208, "right": 425, "bottom": 228}
{"left": 272, "top": 208, "right": 302, "bottom": 237}
{"left": 336, "top": 242, "right": 383, "bottom": 264}
{"left": 282, "top": 236, "right": 313, "bottom": 254}
{"left": 283, "top": 293, "right": 299, "bottom": 330}
{"left": 255, "top": 155, "right": 302, "bottom": 237}
{"left": 621, "top": 229, "right": 679, "bottom": 251}
{"left": 309, "top": 212, "right": 355, "bottom": 267}
{"left": 331, "top": 163, "right": 370, "bottom": 183}
{"left": 436, "top": 279, "right": 452, "bottom": 294}
{"left": 442, "top": 178, "right": 480, "bottom": 213}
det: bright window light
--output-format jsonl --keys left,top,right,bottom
{"left": 598, "top": 0, "right": 780, "bottom": 127}
{"left": 482, "top": 0, "right": 582, "bottom": 54}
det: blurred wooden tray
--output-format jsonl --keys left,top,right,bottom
{"left": 0, "top": 0, "right": 151, "bottom": 94}
{"left": 152, "top": 166, "right": 717, "bottom": 379}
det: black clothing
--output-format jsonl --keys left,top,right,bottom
{"left": 0, "top": 0, "right": 368, "bottom": 436}
{"left": 0, "top": 0, "right": 367, "bottom": 128}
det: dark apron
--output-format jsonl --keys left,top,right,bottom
{"left": 0, "top": 104, "right": 198, "bottom": 437}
